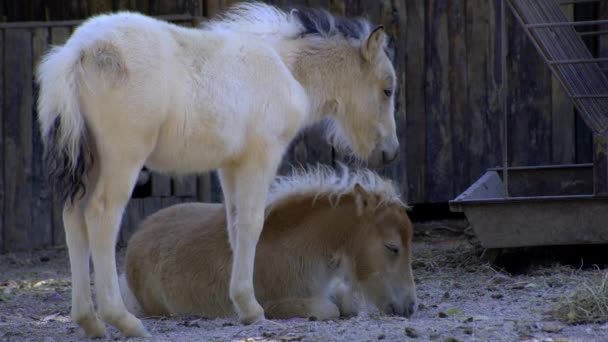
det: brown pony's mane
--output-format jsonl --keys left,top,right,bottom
{"left": 265, "top": 164, "right": 407, "bottom": 217}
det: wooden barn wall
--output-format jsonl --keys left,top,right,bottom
{"left": 0, "top": 0, "right": 600, "bottom": 252}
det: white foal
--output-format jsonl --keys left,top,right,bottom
{"left": 36, "top": 3, "right": 399, "bottom": 337}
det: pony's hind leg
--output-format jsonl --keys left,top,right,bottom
{"left": 63, "top": 201, "right": 106, "bottom": 337}
{"left": 84, "top": 152, "right": 150, "bottom": 337}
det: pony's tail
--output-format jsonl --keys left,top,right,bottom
{"left": 36, "top": 43, "right": 93, "bottom": 205}
{"left": 119, "top": 273, "right": 143, "bottom": 317}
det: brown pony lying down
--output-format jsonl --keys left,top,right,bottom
{"left": 120, "top": 167, "right": 416, "bottom": 320}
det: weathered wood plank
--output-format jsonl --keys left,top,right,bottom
{"left": 551, "top": 4, "right": 575, "bottom": 165}
{"left": 343, "top": 0, "right": 361, "bottom": 17}
{"left": 116, "top": 0, "right": 139, "bottom": 12}
{"left": 306, "top": 0, "right": 329, "bottom": 9}
{"left": 465, "top": 0, "right": 502, "bottom": 191}
{"left": 4, "top": 29, "right": 34, "bottom": 251}
{"left": 151, "top": 172, "right": 171, "bottom": 197}
{"left": 424, "top": 0, "right": 452, "bottom": 202}
{"left": 601, "top": 0, "right": 608, "bottom": 55}
{"left": 3, "top": 0, "right": 28, "bottom": 21}
{"left": 158, "top": 0, "right": 181, "bottom": 14}
{"left": 221, "top": 0, "right": 240, "bottom": 11}
{"left": 31, "top": 27, "right": 54, "bottom": 249}
{"left": 173, "top": 175, "right": 197, "bottom": 197}
{"left": 388, "top": 0, "right": 410, "bottom": 198}
{"left": 0, "top": 29, "right": 4, "bottom": 252}
{"left": 203, "top": 0, "right": 222, "bottom": 18}
{"left": 186, "top": 0, "right": 203, "bottom": 17}
{"left": 161, "top": 196, "right": 183, "bottom": 208}
{"left": 447, "top": 0, "right": 469, "bottom": 197}
{"left": 574, "top": 2, "right": 595, "bottom": 163}
{"left": 134, "top": 0, "right": 150, "bottom": 15}
{"left": 119, "top": 199, "right": 143, "bottom": 247}
{"left": 328, "top": 0, "right": 345, "bottom": 14}
{"left": 506, "top": 5, "right": 552, "bottom": 167}
{"left": 405, "top": 0, "right": 426, "bottom": 203}
{"left": 197, "top": 173, "right": 214, "bottom": 202}
{"left": 50, "top": 26, "right": 72, "bottom": 247}
{"left": 593, "top": 132, "right": 608, "bottom": 196}
{"left": 210, "top": 170, "right": 223, "bottom": 202}
{"left": 142, "top": 197, "right": 163, "bottom": 218}
{"left": 28, "top": 0, "right": 47, "bottom": 22}
{"left": 88, "top": 0, "right": 112, "bottom": 15}
{"left": 358, "top": 0, "right": 380, "bottom": 22}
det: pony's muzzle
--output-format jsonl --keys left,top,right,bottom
{"left": 382, "top": 148, "right": 399, "bottom": 164}
{"left": 369, "top": 139, "right": 399, "bottom": 168}
{"left": 386, "top": 296, "right": 416, "bottom": 318}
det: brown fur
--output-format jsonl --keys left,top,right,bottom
{"left": 123, "top": 184, "right": 416, "bottom": 320}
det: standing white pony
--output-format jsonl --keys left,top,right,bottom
{"left": 36, "top": 2, "right": 399, "bottom": 338}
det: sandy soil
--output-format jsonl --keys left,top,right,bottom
{"left": 1, "top": 220, "right": 607, "bottom": 342}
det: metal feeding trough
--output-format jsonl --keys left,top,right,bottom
{"left": 450, "top": 164, "right": 608, "bottom": 248}
{"left": 450, "top": 0, "right": 608, "bottom": 248}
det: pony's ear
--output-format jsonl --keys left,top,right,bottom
{"left": 362, "top": 25, "right": 386, "bottom": 62}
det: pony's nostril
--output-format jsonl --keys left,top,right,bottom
{"left": 381, "top": 149, "right": 399, "bottom": 164}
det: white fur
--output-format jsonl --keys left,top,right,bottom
{"left": 36, "top": 3, "right": 398, "bottom": 338}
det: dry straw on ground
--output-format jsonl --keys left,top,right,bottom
{"left": 554, "top": 271, "right": 608, "bottom": 325}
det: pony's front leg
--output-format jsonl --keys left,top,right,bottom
{"left": 225, "top": 158, "right": 280, "bottom": 324}
{"left": 331, "top": 280, "right": 358, "bottom": 317}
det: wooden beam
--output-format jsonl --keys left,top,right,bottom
{"left": 0, "top": 14, "right": 200, "bottom": 29}
{"left": 593, "top": 132, "right": 608, "bottom": 196}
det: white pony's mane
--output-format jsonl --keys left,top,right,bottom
{"left": 266, "top": 164, "right": 405, "bottom": 213}
{"left": 202, "top": 2, "right": 371, "bottom": 44}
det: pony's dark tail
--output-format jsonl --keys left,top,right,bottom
{"left": 36, "top": 43, "right": 93, "bottom": 205}
{"left": 42, "top": 118, "right": 93, "bottom": 204}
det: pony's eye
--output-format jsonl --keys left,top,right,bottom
{"left": 385, "top": 244, "right": 399, "bottom": 255}
{"left": 383, "top": 89, "right": 393, "bottom": 97}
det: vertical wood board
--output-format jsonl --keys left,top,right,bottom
{"left": 31, "top": 27, "right": 53, "bottom": 249}
{"left": 3, "top": 29, "right": 34, "bottom": 251}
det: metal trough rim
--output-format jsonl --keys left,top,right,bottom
{"left": 450, "top": 194, "right": 605, "bottom": 206}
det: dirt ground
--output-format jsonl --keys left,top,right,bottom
{"left": 1, "top": 220, "right": 608, "bottom": 342}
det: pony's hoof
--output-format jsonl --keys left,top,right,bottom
{"left": 120, "top": 318, "right": 151, "bottom": 337}
{"left": 80, "top": 317, "right": 106, "bottom": 338}
{"left": 258, "top": 318, "right": 286, "bottom": 329}
{"left": 239, "top": 308, "right": 265, "bottom": 325}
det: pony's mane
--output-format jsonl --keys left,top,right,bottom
{"left": 265, "top": 164, "right": 405, "bottom": 215}
{"left": 202, "top": 2, "right": 371, "bottom": 44}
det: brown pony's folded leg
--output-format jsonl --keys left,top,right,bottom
{"left": 264, "top": 297, "right": 340, "bottom": 320}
